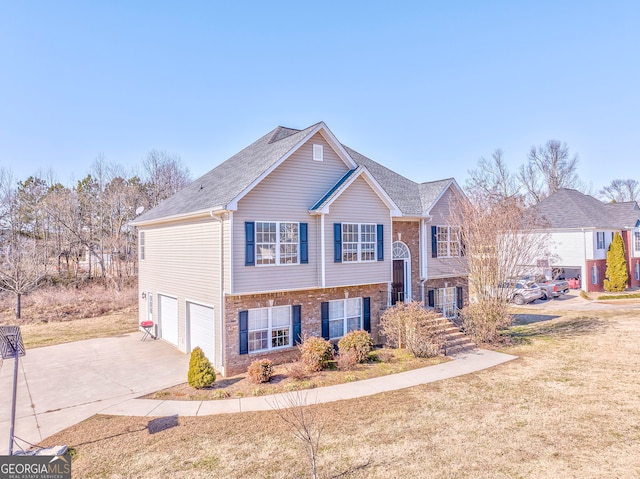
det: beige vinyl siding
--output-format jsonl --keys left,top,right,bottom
{"left": 138, "top": 217, "right": 223, "bottom": 369}
{"left": 427, "top": 186, "right": 467, "bottom": 279}
{"left": 325, "top": 176, "right": 392, "bottom": 287}
{"left": 233, "top": 133, "right": 351, "bottom": 293}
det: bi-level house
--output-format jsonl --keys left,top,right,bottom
{"left": 531, "top": 188, "right": 640, "bottom": 292}
{"left": 132, "top": 122, "right": 467, "bottom": 376}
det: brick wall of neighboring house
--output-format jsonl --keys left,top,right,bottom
{"left": 223, "top": 283, "right": 387, "bottom": 376}
{"left": 622, "top": 231, "right": 640, "bottom": 288}
{"left": 392, "top": 220, "right": 421, "bottom": 302}
{"left": 585, "top": 259, "right": 607, "bottom": 292}
{"left": 424, "top": 276, "right": 469, "bottom": 307}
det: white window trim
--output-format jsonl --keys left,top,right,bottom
{"left": 596, "top": 232, "right": 606, "bottom": 250}
{"left": 248, "top": 305, "right": 292, "bottom": 353}
{"left": 328, "top": 297, "right": 363, "bottom": 340}
{"left": 342, "top": 223, "right": 377, "bottom": 263}
{"left": 591, "top": 264, "right": 599, "bottom": 285}
{"left": 139, "top": 232, "right": 145, "bottom": 261}
{"left": 436, "top": 225, "right": 461, "bottom": 258}
{"left": 634, "top": 231, "right": 640, "bottom": 255}
{"left": 313, "top": 144, "right": 324, "bottom": 161}
{"left": 255, "top": 221, "right": 300, "bottom": 267}
{"left": 635, "top": 262, "right": 640, "bottom": 281}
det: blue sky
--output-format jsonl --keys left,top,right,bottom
{"left": 1, "top": 1, "right": 638, "bottom": 194}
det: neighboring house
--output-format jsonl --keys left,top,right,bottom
{"left": 132, "top": 122, "right": 467, "bottom": 376}
{"left": 530, "top": 188, "right": 640, "bottom": 293}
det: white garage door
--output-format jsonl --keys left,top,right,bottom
{"left": 159, "top": 295, "right": 178, "bottom": 346}
{"left": 188, "top": 302, "right": 215, "bottom": 363}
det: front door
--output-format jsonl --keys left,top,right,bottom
{"left": 391, "top": 259, "right": 405, "bottom": 305}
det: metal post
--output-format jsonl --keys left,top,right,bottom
{"left": 8, "top": 337, "right": 18, "bottom": 455}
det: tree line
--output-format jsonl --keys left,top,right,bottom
{"left": 0, "top": 150, "right": 191, "bottom": 317}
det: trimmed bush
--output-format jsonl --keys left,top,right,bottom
{"left": 459, "top": 298, "right": 510, "bottom": 343}
{"left": 380, "top": 301, "right": 445, "bottom": 358}
{"left": 247, "top": 358, "right": 274, "bottom": 383}
{"left": 338, "top": 330, "right": 373, "bottom": 363}
{"left": 298, "top": 335, "right": 334, "bottom": 371}
{"left": 187, "top": 347, "right": 216, "bottom": 389}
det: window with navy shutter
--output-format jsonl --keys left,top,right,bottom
{"left": 292, "top": 305, "right": 302, "bottom": 344}
{"left": 363, "top": 297, "right": 371, "bottom": 332}
{"left": 321, "top": 301, "right": 330, "bottom": 339}
{"left": 245, "top": 222, "right": 255, "bottom": 266}
{"left": 300, "top": 223, "right": 308, "bottom": 264}
{"left": 431, "top": 226, "right": 438, "bottom": 258}
{"left": 334, "top": 223, "right": 342, "bottom": 263}
{"left": 377, "top": 224, "right": 384, "bottom": 261}
{"left": 239, "top": 310, "right": 249, "bottom": 354}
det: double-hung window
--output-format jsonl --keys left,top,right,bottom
{"left": 635, "top": 262, "right": 640, "bottom": 282}
{"left": 342, "top": 223, "right": 376, "bottom": 263}
{"left": 328, "top": 298, "right": 362, "bottom": 339}
{"left": 436, "top": 226, "right": 460, "bottom": 257}
{"left": 247, "top": 305, "right": 292, "bottom": 352}
{"left": 591, "top": 264, "right": 599, "bottom": 285}
{"left": 596, "top": 232, "right": 606, "bottom": 250}
{"left": 256, "top": 221, "right": 299, "bottom": 265}
{"left": 139, "top": 232, "right": 145, "bottom": 260}
{"left": 634, "top": 231, "right": 640, "bottom": 254}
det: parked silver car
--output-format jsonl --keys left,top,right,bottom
{"left": 498, "top": 279, "right": 543, "bottom": 305}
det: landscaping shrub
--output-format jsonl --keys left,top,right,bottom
{"left": 380, "top": 301, "right": 445, "bottom": 358}
{"left": 247, "top": 358, "right": 274, "bottom": 383}
{"left": 187, "top": 347, "right": 216, "bottom": 389}
{"left": 298, "top": 335, "right": 334, "bottom": 371}
{"left": 604, "top": 231, "right": 628, "bottom": 292}
{"left": 286, "top": 361, "right": 311, "bottom": 380}
{"left": 459, "top": 298, "right": 511, "bottom": 343}
{"left": 336, "top": 349, "right": 358, "bottom": 371}
{"left": 338, "top": 330, "right": 373, "bottom": 363}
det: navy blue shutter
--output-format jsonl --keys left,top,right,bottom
{"left": 245, "top": 222, "right": 255, "bottom": 266}
{"left": 334, "top": 223, "right": 342, "bottom": 263}
{"left": 377, "top": 224, "right": 384, "bottom": 261}
{"left": 321, "top": 301, "right": 330, "bottom": 339}
{"left": 300, "top": 223, "right": 308, "bottom": 264}
{"left": 292, "top": 305, "right": 302, "bottom": 345}
{"left": 428, "top": 289, "right": 435, "bottom": 307}
{"left": 239, "top": 310, "right": 249, "bottom": 355}
{"left": 456, "top": 287, "right": 464, "bottom": 310}
{"left": 363, "top": 297, "right": 371, "bottom": 332}
{"left": 431, "top": 226, "right": 438, "bottom": 258}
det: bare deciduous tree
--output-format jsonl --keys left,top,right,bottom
{"left": 142, "top": 150, "right": 192, "bottom": 209}
{"left": 465, "top": 149, "right": 521, "bottom": 203}
{"left": 600, "top": 179, "right": 640, "bottom": 204}
{"left": 519, "top": 140, "right": 580, "bottom": 204}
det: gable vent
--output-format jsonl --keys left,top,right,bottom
{"left": 313, "top": 144, "right": 323, "bottom": 162}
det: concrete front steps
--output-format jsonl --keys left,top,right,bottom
{"left": 429, "top": 316, "right": 477, "bottom": 356}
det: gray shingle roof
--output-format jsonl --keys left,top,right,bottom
{"left": 133, "top": 122, "right": 454, "bottom": 223}
{"left": 532, "top": 188, "right": 640, "bottom": 229}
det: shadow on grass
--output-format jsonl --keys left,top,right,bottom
{"left": 512, "top": 313, "right": 561, "bottom": 325}
{"left": 505, "top": 316, "right": 609, "bottom": 344}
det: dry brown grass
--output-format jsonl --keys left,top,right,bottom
{"left": 42, "top": 307, "right": 640, "bottom": 478}
{"left": 144, "top": 349, "right": 449, "bottom": 401}
{"left": 0, "top": 283, "right": 138, "bottom": 348}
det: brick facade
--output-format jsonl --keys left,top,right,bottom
{"left": 223, "top": 283, "right": 387, "bottom": 376}
{"left": 585, "top": 259, "right": 606, "bottom": 293}
{"left": 424, "top": 276, "right": 469, "bottom": 307}
{"left": 392, "top": 220, "right": 421, "bottom": 301}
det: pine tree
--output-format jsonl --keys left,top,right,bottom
{"left": 603, "top": 231, "right": 628, "bottom": 292}
{"left": 187, "top": 347, "right": 216, "bottom": 389}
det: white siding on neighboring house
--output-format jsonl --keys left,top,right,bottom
{"left": 325, "top": 176, "right": 391, "bottom": 287}
{"left": 592, "top": 230, "right": 615, "bottom": 260}
{"left": 545, "top": 231, "right": 590, "bottom": 267}
{"left": 233, "top": 133, "right": 351, "bottom": 294}
{"left": 426, "top": 187, "right": 467, "bottom": 279}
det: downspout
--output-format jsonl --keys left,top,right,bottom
{"left": 210, "top": 211, "right": 225, "bottom": 377}
{"left": 419, "top": 218, "right": 427, "bottom": 304}
{"left": 320, "top": 213, "right": 326, "bottom": 288}
{"left": 582, "top": 228, "right": 587, "bottom": 293}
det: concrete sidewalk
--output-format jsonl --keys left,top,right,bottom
{"left": 100, "top": 348, "right": 517, "bottom": 418}
{"left": 0, "top": 332, "right": 516, "bottom": 452}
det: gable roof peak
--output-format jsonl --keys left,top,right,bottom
{"left": 268, "top": 126, "right": 302, "bottom": 144}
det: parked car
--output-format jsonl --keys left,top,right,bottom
{"left": 521, "top": 275, "right": 570, "bottom": 300}
{"left": 498, "top": 279, "right": 543, "bottom": 305}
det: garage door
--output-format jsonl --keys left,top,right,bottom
{"left": 188, "top": 302, "right": 215, "bottom": 363}
{"left": 159, "top": 295, "right": 178, "bottom": 346}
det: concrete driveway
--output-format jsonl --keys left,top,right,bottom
{"left": 0, "top": 332, "right": 188, "bottom": 453}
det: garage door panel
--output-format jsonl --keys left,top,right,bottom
{"left": 159, "top": 295, "right": 178, "bottom": 346}
{"left": 188, "top": 302, "right": 214, "bottom": 363}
